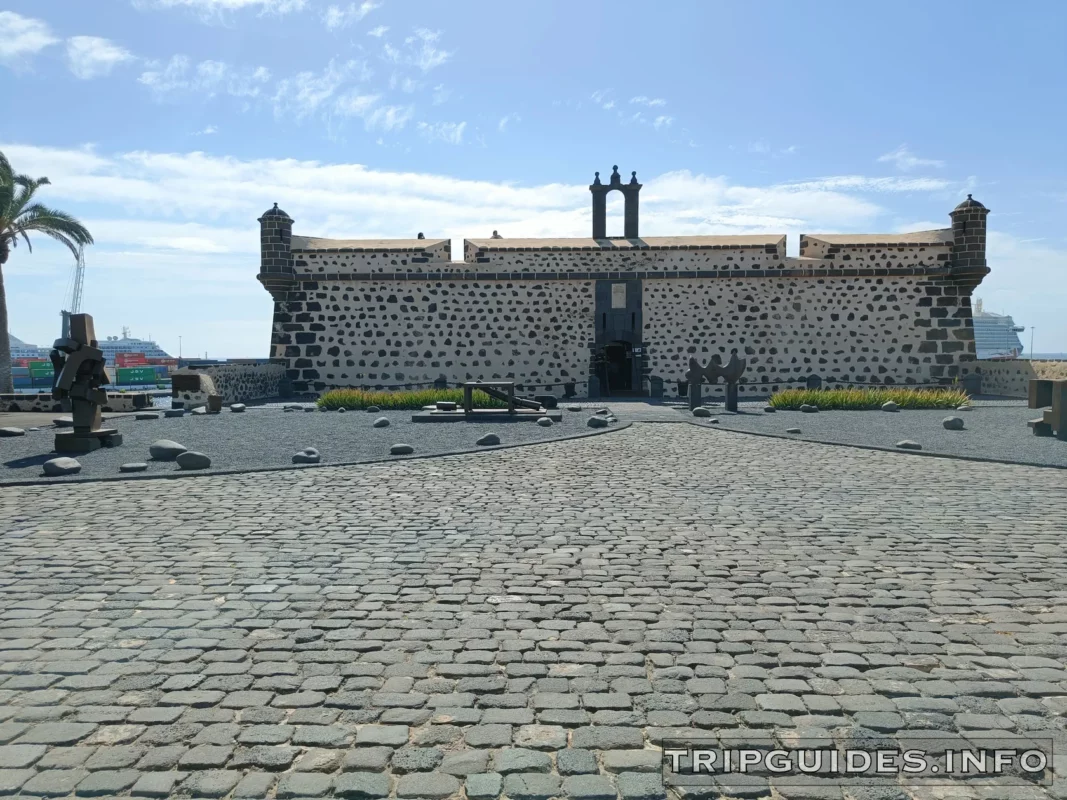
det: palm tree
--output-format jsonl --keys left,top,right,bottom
{"left": 0, "top": 150, "right": 94, "bottom": 393}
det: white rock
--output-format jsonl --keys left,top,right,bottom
{"left": 390, "top": 443, "right": 414, "bottom": 455}
{"left": 230, "top": 403, "right": 246, "bottom": 412}
{"left": 149, "top": 439, "right": 188, "bottom": 461}
{"left": 373, "top": 417, "right": 390, "bottom": 428}
{"left": 0, "top": 427, "right": 26, "bottom": 437}
{"left": 881, "top": 401, "right": 899, "bottom": 412}
{"left": 176, "top": 451, "right": 211, "bottom": 469}
{"left": 536, "top": 417, "right": 553, "bottom": 427}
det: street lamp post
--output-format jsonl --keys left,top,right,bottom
{"left": 1030, "top": 327, "right": 1036, "bottom": 361}
{"left": 178, "top": 336, "right": 182, "bottom": 368}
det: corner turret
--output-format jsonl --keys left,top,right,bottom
{"left": 949, "top": 194, "right": 990, "bottom": 290}
{"left": 257, "top": 203, "right": 295, "bottom": 299}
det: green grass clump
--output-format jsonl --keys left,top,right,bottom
{"left": 769, "top": 386, "right": 969, "bottom": 411}
{"left": 317, "top": 387, "right": 508, "bottom": 411}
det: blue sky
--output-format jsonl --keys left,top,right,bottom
{"left": 2, "top": 0, "right": 1065, "bottom": 358}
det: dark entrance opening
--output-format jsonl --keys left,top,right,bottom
{"left": 603, "top": 340, "right": 634, "bottom": 393}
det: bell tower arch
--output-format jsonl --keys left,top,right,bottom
{"left": 590, "top": 165, "right": 642, "bottom": 239}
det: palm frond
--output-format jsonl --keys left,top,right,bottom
{"left": 15, "top": 204, "right": 95, "bottom": 247}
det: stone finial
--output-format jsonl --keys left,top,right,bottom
{"left": 610, "top": 165, "right": 621, "bottom": 183}
{"left": 630, "top": 171, "right": 638, "bottom": 185}
{"left": 954, "top": 193, "right": 987, "bottom": 211}
{"left": 491, "top": 230, "right": 502, "bottom": 239}
{"left": 417, "top": 232, "right": 425, "bottom": 239}
{"left": 593, "top": 171, "right": 601, "bottom": 185}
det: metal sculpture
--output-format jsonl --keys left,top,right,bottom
{"left": 686, "top": 353, "right": 748, "bottom": 412}
{"left": 50, "top": 313, "right": 123, "bottom": 452}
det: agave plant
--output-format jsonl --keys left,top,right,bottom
{"left": 0, "top": 150, "right": 94, "bottom": 392}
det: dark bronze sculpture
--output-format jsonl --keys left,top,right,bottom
{"left": 686, "top": 353, "right": 748, "bottom": 412}
{"left": 50, "top": 313, "right": 122, "bottom": 452}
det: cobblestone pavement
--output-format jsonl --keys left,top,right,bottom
{"left": 1, "top": 424, "right": 1065, "bottom": 800}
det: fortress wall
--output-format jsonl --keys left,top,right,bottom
{"left": 272, "top": 278, "right": 594, "bottom": 394}
{"left": 461, "top": 245, "right": 783, "bottom": 273}
{"left": 294, "top": 243, "right": 451, "bottom": 276}
{"left": 642, "top": 274, "right": 976, "bottom": 391}
{"left": 973, "top": 360, "right": 1067, "bottom": 398}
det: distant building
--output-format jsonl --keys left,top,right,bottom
{"left": 8, "top": 333, "right": 49, "bottom": 360}
{"left": 972, "top": 298, "right": 1025, "bottom": 360}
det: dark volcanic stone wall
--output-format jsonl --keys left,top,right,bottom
{"left": 272, "top": 279, "right": 594, "bottom": 394}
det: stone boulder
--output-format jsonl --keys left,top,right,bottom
{"left": 120, "top": 463, "right": 148, "bottom": 473}
{"left": 786, "top": 428, "right": 801, "bottom": 434}
{"left": 149, "top": 439, "right": 188, "bottom": 461}
{"left": 692, "top": 407, "right": 712, "bottom": 418}
{"left": 536, "top": 417, "right": 553, "bottom": 427}
{"left": 191, "top": 406, "right": 208, "bottom": 416}
{"left": 366, "top": 406, "right": 381, "bottom": 413}
{"left": 763, "top": 407, "right": 776, "bottom": 413}
{"left": 476, "top": 433, "right": 501, "bottom": 446}
{"left": 800, "top": 404, "right": 819, "bottom": 413}
{"left": 135, "top": 413, "right": 159, "bottom": 421}
{"left": 942, "top": 416, "right": 965, "bottom": 430}
{"left": 373, "top": 417, "right": 390, "bottom": 428}
{"left": 230, "top": 403, "right": 246, "bottom": 412}
{"left": 53, "top": 417, "right": 73, "bottom": 428}
{"left": 896, "top": 440, "right": 922, "bottom": 450}
{"left": 292, "top": 447, "right": 320, "bottom": 464}
{"left": 176, "top": 451, "right": 211, "bottom": 470}
{"left": 164, "top": 409, "right": 185, "bottom": 418}
{"left": 436, "top": 401, "right": 457, "bottom": 412}
{"left": 881, "top": 401, "right": 899, "bottom": 412}
{"left": 957, "top": 404, "right": 972, "bottom": 411}
{"left": 43, "top": 457, "right": 81, "bottom": 476}
{"left": 587, "top": 416, "right": 608, "bottom": 429}
{"left": 595, "top": 409, "right": 610, "bottom": 415}
{"left": 0, "top": 427, "right": 26, "bottom": 437}
{"left": 390, "top": 443, "right": 414, "bottom": 455}
{"left": 708, "top": 418, "right": 720, "bottom": 424}
{"left": 567, "top": 404, "right": 582, "bottom": 412}
{"left": 337, "top": 407, "right": 346, "bottom": 413}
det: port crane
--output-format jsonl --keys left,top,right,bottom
{"left": 59, "top": 246, "right": 86, "bottom": 339}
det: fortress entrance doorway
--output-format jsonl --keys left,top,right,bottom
{"left": 603, "top": 341, "right": 634, "bottom": 393}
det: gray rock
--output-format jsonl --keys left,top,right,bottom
{"left": 43, "top": 457, "right": 81, "bottom": 476}
{"left": 708, "top": 418, "right": 720, "bottom": 424}
{"left": 391, "top": 746, "right": 443, "bottom": 773}
{"left": 149, "top": 439, "right": 188, "bottom": 460}
{"left": 466, "top": 772, "right": 503, "bottom": 800}
{"left": 28, "top": 427, "right": 40, "bottom": 431}
{"left": 0, "top": 426, "right": 26, "bottom": 436}
{"left": 397, "top": 772, "right": 460, "bottom": 799}
{"left": 230, "top": 403, "right": 246, "bottom": 412}
{"left": 595, "top": 408, "right": 610, "bottom": 415}
{"left": 492, "top": 748, "right": 551, "bottom": 774}
{"left": 335, "top": 772, "right": 391, "bottom": 799}
{"left": 896, "top": 440, "right": 923, "bottom": 450}
{"left": 337, "top": 407, "right": 346, "bottom": 413}
{"left": 692, "top": 407, "right": 712, "bottom": 418}
{"left": 587, "top": 416, "right": 608, "bottom": 429}
{"left": 135, "top": 412, "right": 159, "bottom": 421}
{"left": 191, "top": 406, "right": 208, "bottom": 415}
{"left": 53, "top": 416, "right": 73, "bottom": 427}
{"left": 390, "top": 444, "right": 414, "bottom": 455}
{"left": 786, "top": 428, "right": 801, "bottom": 434}
{"left": 763, "top": 406, "right": 776, "bottom": 413}
{"left": 503, "top": 772, "right": 561, "bottom": 800}
{"left": 292, "top": 447, "right": 321, "bottom": 464}
{"left": 557, "top": 749, "right": 598, "bottom": 775}
{"left": 477, "top": 433, "right": 501, "bottom": 446}
{"left": 536, "top": 417, "right": 553, "bottom": 427}
{"left": 881, "top": 401, "right": 899, "bottom": 412}
{"left": 957, "top": 404, "right": 972, "bottom": 411}
{"left": 800, "top": 404, "right": 819, "bottom": 413}
{"left": 942, "top": 416, "right": 965, "bottom": 430}
{"left": 164, "top": 408, "right": 185, "bottom": 418}
{"left": 176, "top": 451, "right": 212, "bottom": 470}
{"left": 319, "top": 405, "right": 329, "bottom": 412}
{"left": 563, "top": 774, "right": 617, "bottom": 800}
{"left": 119, "top": 463, "right": 148, "bottom": 473}
{"left": 567, "top": 404, "right": 582, "bottom": 412}
{"left": 436, "top": 401, "right": 457, "bottom": 411}
{"left": 366, "top": 406, "right": 381, "bottom": 413}
{"left": 373, "top": 417, "right": 390, "bottom": 428}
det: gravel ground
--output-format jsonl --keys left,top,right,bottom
{"left": 0, "top": 405, "right": 619, "bottom": 483}
{"left": 685, "top": 399, "right": 1067, "bottom": 468}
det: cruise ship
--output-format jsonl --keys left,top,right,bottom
{"left": 7, "top": 333, "right": 49, "bottom": 360}
{"left": 96, "top": 327, "right": 174, "bottom": 365}
{"left": 972, "top": 298, "right": 1026, "bottom": 360}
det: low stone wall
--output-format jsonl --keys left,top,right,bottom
{"left": 1, "top": 392, "right": 152, "bottom": 413}
{"left": 973, "top": 360, "right": 1067, "bottom": 398}
{"left": 172, "top": 363, "right": 285, "bottom": 405}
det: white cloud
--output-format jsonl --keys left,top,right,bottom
{"left": 653, "top": 115, "right": 673, "bottom": 130}
{"left": 132, "top": 0, "right": 307, "bottom": 19}
{"left": 367, "top": 25, "right": 388, "bottom": 37}
{"left": 139, "top": 55, "right": 271, "bottom": 98}
{"left": 431, "top": 84, "right": 450, "bottom": 105}
{"left": 498, "top": 114, "right": 520, "bottom": 133}
{"left": 0, "top": 11, "right": 59, "bottom": 67}
{"left": 270, "top": 59, "right": 367, "bottom": 118}
{"left": 385, "top": 28, "right": 451, "bottom": 72}
{"left": 66, "top": 36, "right": 136, "bottom": 79}
{"left": 364, "top": 104, "right": 414, "bottom": 132}
{"left": 590, "top": 90, "right": 613, "bottom": 110}
{"left": 195, "top": 125, "right": 219, "bottom": 135}
{"left": 630, "top": 95, "right": 666, "bottom": 107}
{"left": 418, "top": 121, "right": 466, "bottom": 145}
{"left": 877, "top": 144, "right": 945, "bottom": 172}
{"left": 323, "top": 1, "right": 379, "bottom": 31}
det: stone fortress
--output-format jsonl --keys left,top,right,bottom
{"left": 257, "top": 166, "right": 991, "bottom": 397}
